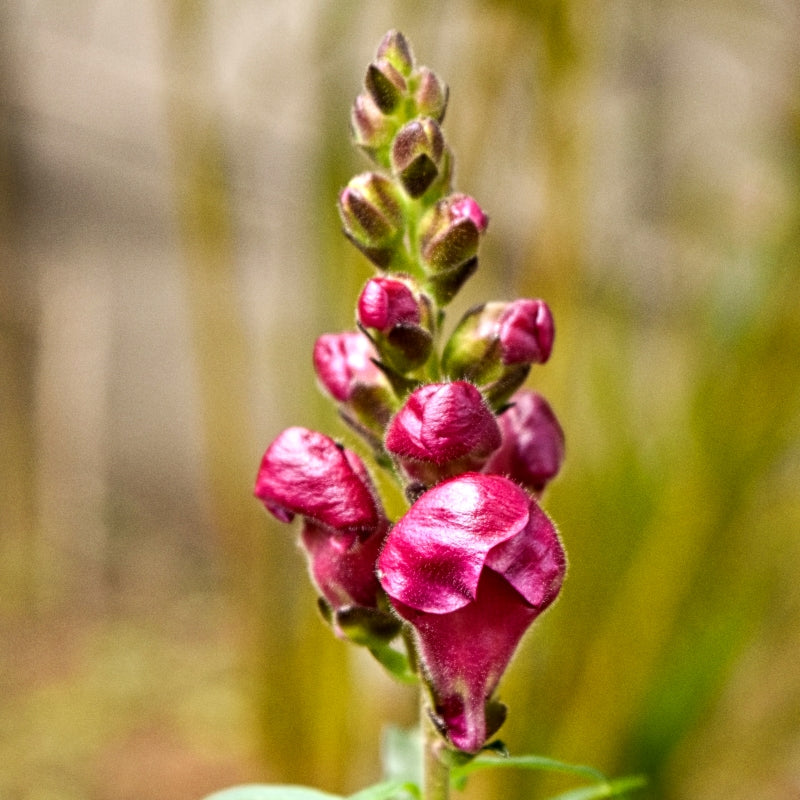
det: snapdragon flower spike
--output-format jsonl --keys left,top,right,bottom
{"left": 339, "top": 172, "right": 405, "bottom": 268}
{"left": 358, "top": 276, "right": 432, "bottom": 371}
{"left": 378, "top": 473, "right": 566, "bottom": 753}
{"left": 385, "top": 381, "right": 501, "bottom": 486}
{"left": 484, "top": 390, "right": 565, "bottom": 496}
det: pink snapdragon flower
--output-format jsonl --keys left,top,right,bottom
{"left": 385, "top": 381, "right": 501, "bottom": 485}
{"left": 313, "top": 332, "right": 385, "bottom": 403}
{"left": 378, "top": 473, "right": 566, "bottom": 752}
{"left": 358, "top": 276, "right": 421, "bottom": 333}
{"left": 254, "top": 427, "right": 387, "bottom": 618}
{"left": 496, "top": 299, "right": 554, "bottom": 365}
{"left": 484, "top": 390, "right": 565, "bottom": 495}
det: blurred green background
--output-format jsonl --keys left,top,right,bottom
{"left": 2, "top": 1, "right": 799, "bottom": 799}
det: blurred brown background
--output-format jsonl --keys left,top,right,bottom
{"left": 2, "top": 2, "right": 799, "bottom": 799}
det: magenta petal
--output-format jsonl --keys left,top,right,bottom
{"left": 378, "top": 474, "right": 530, "bottom": 613}
{"left": 394, "top": 569, "right": 538, "bottom": 753}
{"left": 484, "top": 500, "right": 565, "bottom": 609}
{"left": 358, "top": 277, "right": 421, "bottom": 332}
{"left": 484, "top": 391, "right": 565, "bottom": 494}
{"left": 301, "top": 520, "right": 385, "bottom": 610}
{"left": 313, "top": 332, "right": 383, "bottom": 402}
{"left": 498, "top": 299, "right": 554, "bottom": 365}
{"left": 254, "top": 427, "right": 380, "bottom": 533}
{"left": 385, "top": 382, "right": 501, "bottom": 466}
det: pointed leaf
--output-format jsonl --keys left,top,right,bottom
{"left": 348, "top": 780, "right": 421, "bottom": 800}
{"left": 450, "top": 754, "right": 607, "bottom": 790}
{"left": 546, "top": 775, "right": 648, "bottom": 800}
{"left": 368, "top": 644, "right": 418, "bottom": 684}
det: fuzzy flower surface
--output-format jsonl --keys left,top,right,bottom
{"left": 385, "top": 381, "right": 501, "bottom": 484}
{"left": 484, "top": 390, "right": 565, "bottom": 495}
{"left": 378, "top": 472, "right": 566, "bottom": 752}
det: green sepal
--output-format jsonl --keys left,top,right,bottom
{"left": 335, "top": 605, "right": 402, "bottom": 646}
{"left": 424, "top": 256, "right": 478, "bottom": 305}
{"left": 367, "top": 642, "right": 419, "bottom": 684}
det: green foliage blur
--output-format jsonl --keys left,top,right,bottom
{"left": 2, "top": 2, "right": 798, "bottom": 800}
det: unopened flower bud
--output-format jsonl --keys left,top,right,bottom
{"left": 484, "top": 391, "right": 565, "bottom": 495}
{"left": 420, "top": 193, "right": 485, "bottom": 271}
{"left": 339, "top": 172, "right": 404, "bottom": 267}
{"left": 358, "top": 276, "right": 433, "bottom": 371}
{"left": 442, "top": 299, "right": 555, "bottom": 392}
{"left": 313, "top": 332, "right": 395, "bottom": 435}
{"left": 391, "top": 118, "right": 444, "bottom": 198}
{"left": 375, "top": 29, "right": 414, "bottom": 77}
{"left": 350, "top": 93, "right": 396, "bottom": 164}
{"left": 365, "top": 59, "right": 407, "bottom": 114}
{"left": 358, "top": 276, "right": 421, "bottom": 331}
{"left": 385, "top": 381, "right": 501, "bottom": 485}
{"left": 414, "top": 66, "right": 449, "bottom": 122}
{"left": 497, "top": 299, "right": 554, "bottom": 364}
{"left": 254, "top": 427, "right": 383, "bottom": 535}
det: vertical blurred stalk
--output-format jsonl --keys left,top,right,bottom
{"left": 162, "top": 0, "right": 278, "bottom": 770}
{"left": 0, "top": 38, "right": 37, "bottom": 614}
{"left": 162, "top": 3, "right": 354, "bottom": 787}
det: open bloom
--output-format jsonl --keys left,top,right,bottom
{"left": 378, "top": 473, "right": 565, "bottom": 752}
{"left": 385, "top": 381, "right": 501, "bottom": 485}
{"left": 254, "top": 427, "right": 387, "bottom": 618}
{"left": 484, "top": 390, "right": 565, "bottom": 495}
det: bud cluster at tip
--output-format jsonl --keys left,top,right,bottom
{"left": 254, "top": 30, "right": 568, "bottom": 757}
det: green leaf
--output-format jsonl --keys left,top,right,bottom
{"left": 545, "top": 775, "right": 648, "bottom": 800}
{"left": 450, "top": 754, "right": 607, "bottom": 790}
{"left": 381, "top": 725, "right": 423, "bottom": 787}
{"left": 202, "top": 786, "right": 343, "bottom": 800}
{"left": 347, "top": 780, "right": 421, "bottom": 800}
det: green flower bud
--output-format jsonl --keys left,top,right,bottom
{"left": 339, "top": 172, "right": 405, "bottom": 267}
{"left": 376, "top": 30, "right": 414, "bottom": 78}
{"left": 365, "top": 58, "right": 408, "bottom": 114}
{"left": 350, "top": 93, "right": 396, "bottom": 165}
{"left": 419, "top": 194, "right": 486, "bottom": 271}
{"left": 414, "top": 66, "right": 449, "bottom": 122}
{"left": 391, "top": 118, "right": 444, "bottom": 198}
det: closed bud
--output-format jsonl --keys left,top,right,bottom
{"left": 376, "top": 30, "right": 414, "bottom": 77}
{"left": 497, "top": 299, "right": 554, "bottom": 365}
{"left": 442, "top": 299, "right": 554, "bottom": 387}
{"left": 391, "top": 118, "right": 444, "bottom": 198}
{"left": 385, "top": 381, "right": 501, "bottom": 485}
{"left": 358, "top": 276, "right": 421, "bottom": 331}
{"left": 350, "top": 93, "right": 395, "bottom": 164}
{"left": 414, "top": 66, "right": 449, "bottom": 122}
{"left": 313, "top": 332, "right": 395, "bottom": 436}
{"left": 484, "top": 390, "right": 565, "bottom": 495}
{"left": 420, "top": 193, "right": 485, "bottom": 271}
{"left": 339, "top": 172, "right": 404, "bottom": 267}
{"left": 358, "top": 276, "right": 433, "bottom": 371}
{"left": 365, "top": 59, "right": 407, "bottom": 114}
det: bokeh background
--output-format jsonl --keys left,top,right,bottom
{"left": 2, "top": 2, "right": 799, "bottom": 799}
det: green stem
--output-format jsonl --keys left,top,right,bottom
{"left": 421, "top": 695, "right": 450, "bottom": 800}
